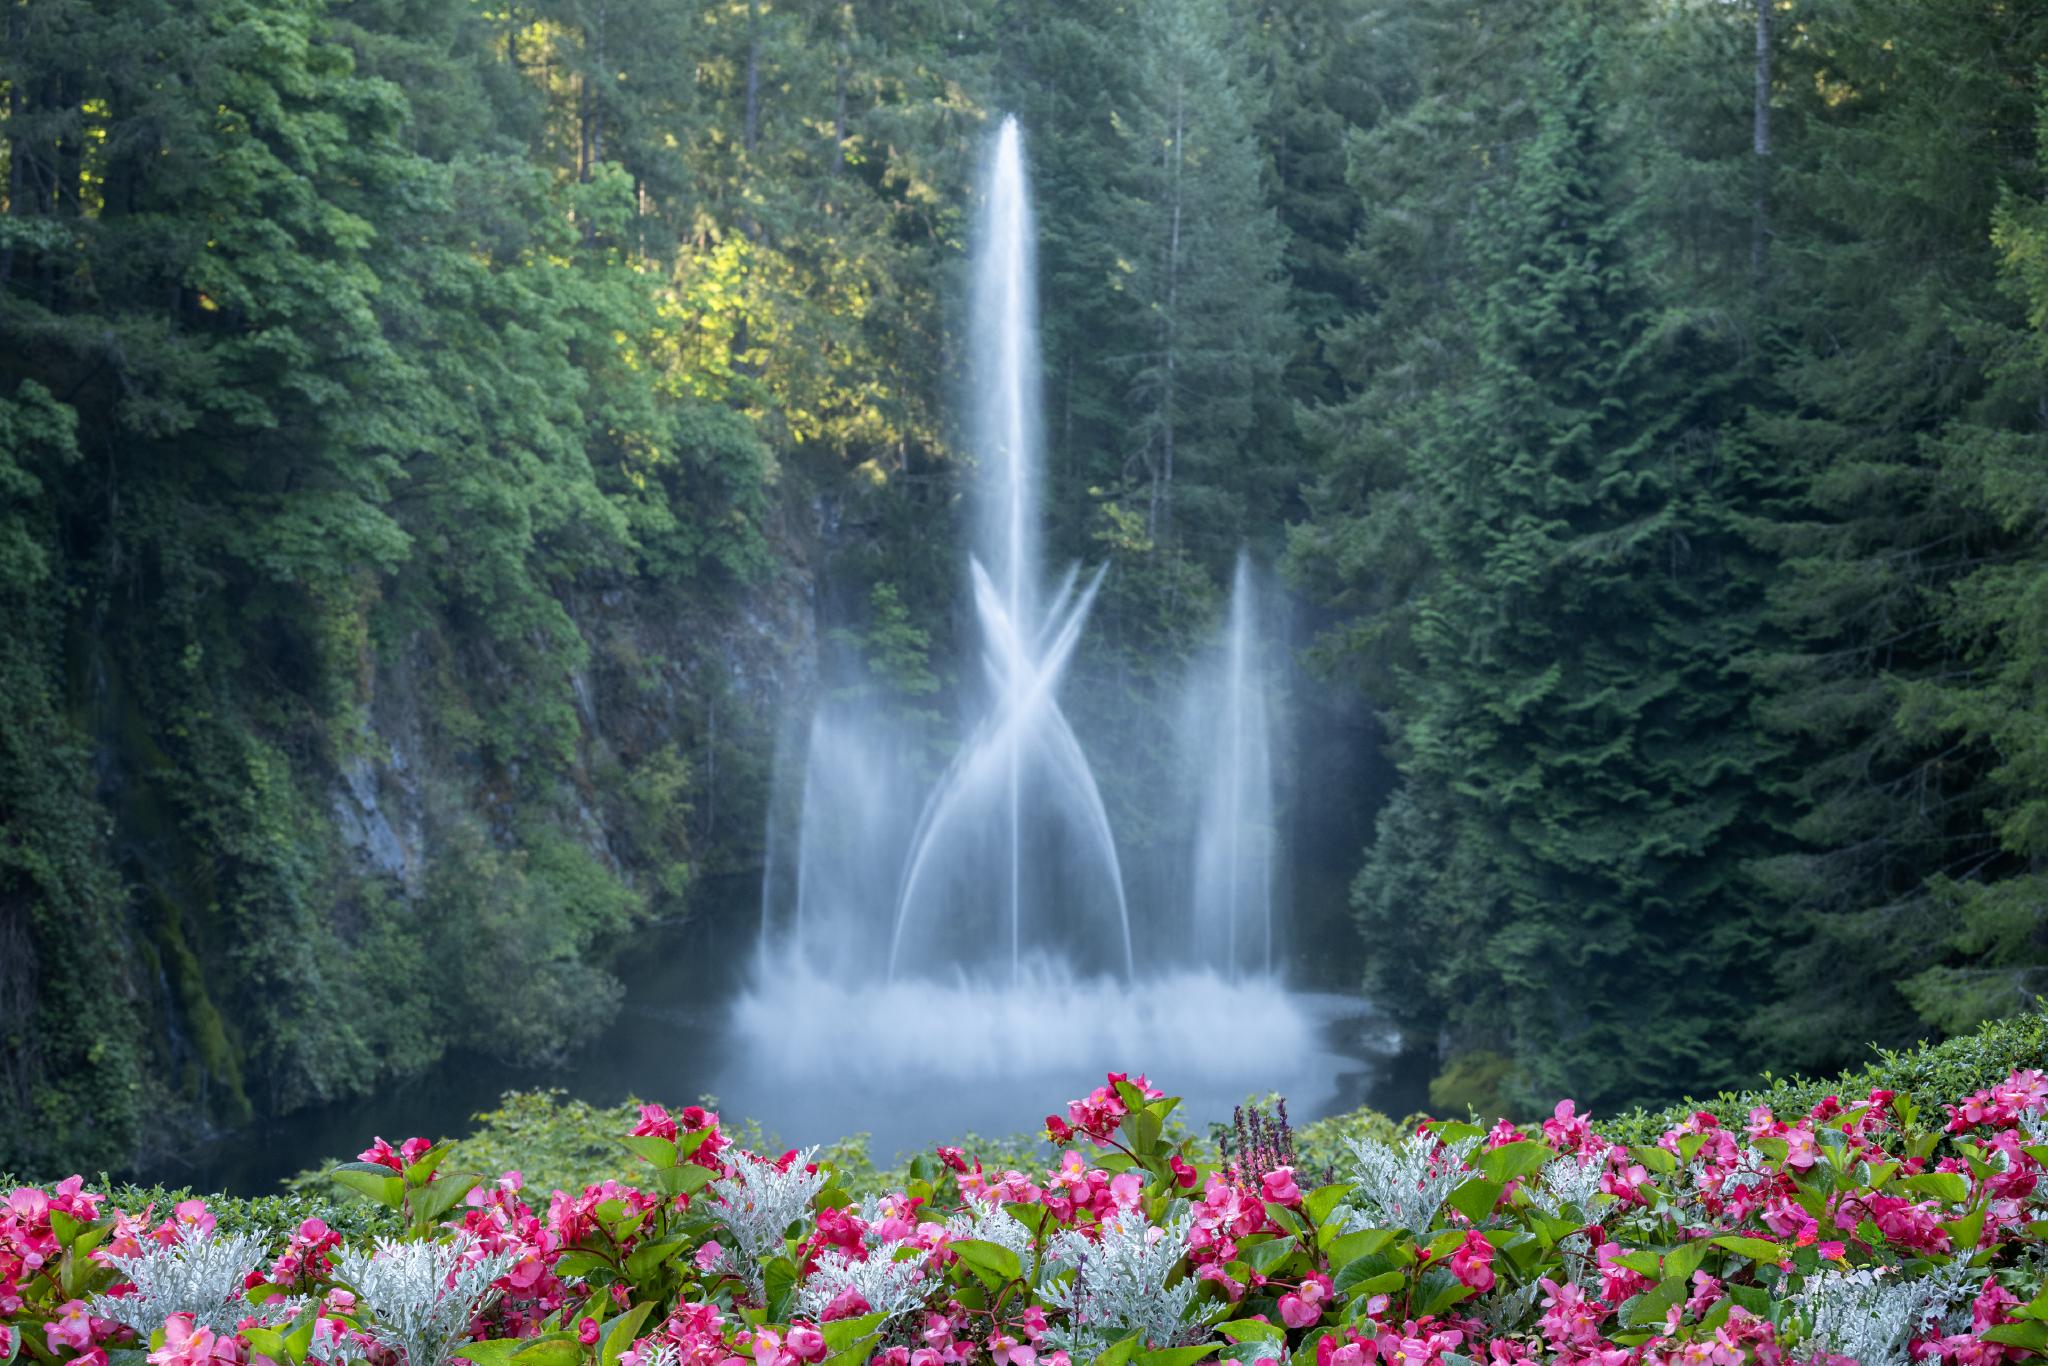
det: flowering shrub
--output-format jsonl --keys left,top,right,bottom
{"left": 5, "top": 1070, "right": 2048, "bottom": 1366}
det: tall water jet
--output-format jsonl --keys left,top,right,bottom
{"left": 738, "top": 118, "right": 1333, "bottom": 1158}
{"left": 882, "top": 116, "right": 1133, "bottom": 983}
{"left": 1187, "top": 553, "right": 1276, "bottom": 977}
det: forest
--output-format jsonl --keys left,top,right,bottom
{"left": 4, "top": 0, "right": 2048, "bottom": 1181}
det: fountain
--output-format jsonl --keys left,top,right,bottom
{"left": 888, "top": 118, "right": 1132, "bottom": 982}
{"left": 727, "top": 115, "right": 1346, "bottom": 1157}
{"left": 1186, "top": 552, "right": 1277, "bottom": 979}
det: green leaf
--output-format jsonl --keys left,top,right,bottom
{"left": 1445, "top": 1177, "right": 1503, "bottom": 1224}
{"left": 1290, "top": 1331, "right": 1334, "bottom": 1366}
{"left": 765, "top": 1256, "right": 800, "bottom": 1321}
{"left": 1941, "top": 1208, "right": 1987, "bottom": 1252}
{"left": 1981, "top": 1323, "right": 2048, "bottom": 1352}
{"left": 1004, "top": 1202, "right": 1055, "bottom": 1238}
{"left": 1093, "top": 1336, "right": 1141, "bottom": 1366}
{"left": 1628, "top": 1145, "right": 1678, "bottom": 1176}
{"left": 655, "top": 1164, "right": 716, "bottom": 1199}
{"left": 241, "top": 1329, "right": 285, "bottom": 1362}
{"left": 1322, "top": 1229, "right": 1395, "bottom": 1266}
{"left": 1132, "top": 1347, "right": 1218, "bottom": 1366}
{"left": 621, "top": 1136, "right": 680, "bottom": 1169}
{"left": 330, "top": 1162, "right": 406, "bottom": 1209}
{"left": 950, "top": 1239, "right": 1023, "bottom": 1286}
{"left": 453, "top": 1345, "right": 525, "bottom": 1366}
{"left": 1707, "top": 1235, "right": 1783, "bottom": 1262}
{"left": 624, "top": 1237, "right": 688, "bottom": 1283}
{"left": 1342, "top": 1270, "right": 1405, "bottom": 1302}
{"left": 556, "top": 1250, "right": 615, "bottom": 1280}
{"left": 1216, "top": 1322, "right": 1285, "bottom": 1344}
{"left": 1476, "top": 1141, "right": 1554, "bottom": 1185}
{"left": 1239, "top": 1236, "right": 1300, "bottom": 1274}
{"left": 1334, "top": 1252, "right": 1404, "bottom": 1297}
{"left": 822, "top": 1312, "right": 889, "bottom": 1353}
{"left": 410, "top": 1172, "right": 482, "bottom": 1229}
{"left": 1263, "top": 1203, "right": 1308, "bottom": 1236}
{"left": 1305, "top": 1184, "right": 1351, "bottom": 1229}
{"left": 405, "top": 1142, "right": 456, "bottom": 1187}
{"left": 1622, "top": 1275, "right": 1689, "bottom": 1329}
{"left": 510, "top": 1336, "right": 584, "bottom": 1366}
{"left": 598, "top": 1310, "right": 655, "bottom": 1366}
{"left": 1612, "top": 1251, "right": 1661, "bottom": 1278}
{"left": 1900, "top": 1172, "right": 1971, "bottom": 1204}
{"left": 1414, "top": 1268, "right": 1475, "bottom": 1318}
{"left": 1662, "top": 1240, "right": 1708, "bottom": 1283}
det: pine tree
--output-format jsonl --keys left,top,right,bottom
{"left": 1741, "top": 1, "right": 2048, "bottom": 1068}
{"left": 1885, "top": 92, "right": 2048, "bottom": 1033}
{"left": 1108, "top": 0, "right": 1291, "bottom": 565}
{"left": 1357, "top": 6, "right": 1776, "bottom": 1109}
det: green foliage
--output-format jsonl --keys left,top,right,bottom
{"left": 1335, "top": 8, "right": 1778, "bottom": 1110}
{"left": 1602, "top": 1004, "right": 2048, "bottom": 1146}
{"left": 1737, "top": 1, "right": 2048, "bottom": 1069}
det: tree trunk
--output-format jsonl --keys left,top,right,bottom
{"left": 1150, "top": 84, "right": 1186, "bottom": 542}
{"left": 831, "top": 33, "right": 848, "bottom": 184}
{"left": 744, "top": 0, "right": 761, "bottom": 157}
{"left": 1751, "top": 0, "right": 1772, "bottom": 284}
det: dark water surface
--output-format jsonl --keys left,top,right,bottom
{"left": 142, "top": 883, "right": 1420, "bottom": 1196}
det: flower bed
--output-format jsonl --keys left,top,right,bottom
{"left": 5, "top": 1068, "right": 2047, "bottom": 1366}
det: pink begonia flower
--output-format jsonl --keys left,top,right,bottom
{"left": 821, "top": 1287, "right": 872, "bottom": 1322}
{"left": 695, "top": 1240, "right": 725, "bottom": 1271}
{"left": 1449, "top": 1230, "right": 1495, "bottom": 1293}
{"left": 749, "top": 1329, "right": 793, "bottom": 1366}
{"left": 988, "top": 1334, "right": 1034, "bottom": 1366}
{"left": 147, "top": 1314, "right": 243, "bottom": 1366}
{"left": 577, "top": 1320, "right": 601, "bottom": 1348}
{"left": 163, "top": 1199, "right": 216, "bottom": 1244}
{"left": 1109, "top": 1171, "right": 1145, "bottom": 1212}
{"left": 357, "top": 1137, "right": 402, "bottom": 1170}
{"left": 632, "top": 1105, "right": 680, "bottom": 1141}
{"left": 1169, "top": 1156, "right": 1198, "bottom": 1189}
{"left": 784, "top": 1325, "right": 827, "bottom": 1364}
{"left": 1783, "top": 1127, "right": 1821, "bottom": 1172}
{"left": 1929, "top": 1335, "right": 2005, "bottom": 1366}
{"left": 1197, "top": 1263, "right": 1246, "bottom": 1301}
{"left": 1260, "top": 1167, "right": 1301, "bottom": 1206}
{"left": 1278, "top": 1273, "right": 1333, "bottom": 1328}
{"left": 1542, "top": 1101, "right": 1595, "bottom": 1156}
{"left": 46, "top": 1300, "right": 96, "bottom": 1353}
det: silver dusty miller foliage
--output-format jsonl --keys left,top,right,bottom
{"left": 1042, "top": 1211, "right": 1198, "bottom": 1357}
{"left": 92, "top": 1229, "right": 276, "bottom": 1335}
{"left": 335, "top": 1237, "right": 513, "bottom": 1366}
{"left": 1527, "top": 1155, "right": 1605, "bottom": 1221}
{"left": 943, "top": 1202, "right": 1036, "bottom": 1267}
{"left": 709, "top": 1148, "right": 826, "bottom": 1297}
{"left": 1339, "top": 1134, "right": 1479, "bottom": 1235}
{"left": 1793, "top": 1260, "right": 1980, "bottom": 1366}
{"left": 794, "top": 1248, "right": 931, "bottom": 1326}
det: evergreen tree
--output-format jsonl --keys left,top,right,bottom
{"left": 1742, "top": 1, "right": 2048, "bottom": 1068}
{"left": 1886, "top": 92, "right": 2048, "bottom": 1034}
{"left": 1356, "top": 7, "right": 1775, "bottom": 1109}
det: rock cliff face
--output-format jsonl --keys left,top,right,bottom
{"left": 93, "top": 503, "right": 828, "bottom": 1169}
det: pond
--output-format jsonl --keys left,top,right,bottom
{"left": 141, "top": 879, "right": 1422, "bottom": 1195}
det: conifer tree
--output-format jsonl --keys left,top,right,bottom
{"left": 1356, "top": 6, "right": 1774, "bottom": 1108}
